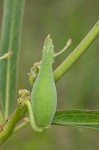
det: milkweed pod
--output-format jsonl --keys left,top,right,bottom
{"left": 31, "top": 35, "right": 57, "bottom": 128}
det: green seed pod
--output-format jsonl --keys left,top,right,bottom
{"left": 31, "top": 35, "right": 57, "bottom": 128}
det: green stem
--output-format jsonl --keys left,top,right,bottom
{"left": 54, "top": 20, "right": 99, "bottom": 81}
{"left": 53, "top": 38, "right": 72, "bottom": 57}
{"left": 0, "top": 106, "right": 23, "bottom": 145}
{"left": 25, "top": 100, "right": 43, "bottom": 132}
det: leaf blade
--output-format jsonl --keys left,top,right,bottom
{"left": 0, "top": 0, "right": 25, "bottom": 119}
{"left": 52, "top": 110, "right": 99, "bottom": 129}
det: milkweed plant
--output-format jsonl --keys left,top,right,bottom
{"left": 0, "top": 0, "right": 99, "bottom": 145}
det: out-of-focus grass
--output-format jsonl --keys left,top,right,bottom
{"left": 0, "top": 0, "right": 99, "bottom": 149}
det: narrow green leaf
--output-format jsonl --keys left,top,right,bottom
{"left": 0, "top": 0, "right": 25, "bottom": 119}
{"left": 52, "top": 110, "right": 99, "bottom": 129}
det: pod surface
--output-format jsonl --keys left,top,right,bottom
{"left": 31, "top": 35, "right": 57, "bottom": 127}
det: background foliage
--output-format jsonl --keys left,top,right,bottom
{"left": 0, "top": 0, "right": 99, "bottom": 149}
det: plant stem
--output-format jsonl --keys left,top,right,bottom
{"left": 25, "top": 100, "right": 43, "bottom": 132}
{"left": 0, "top": 106, "right": 23, "bottom": 145}
{"left": 54, "top": 20, "right": 99, "bottom": 81}
{"left": 53, "top": 38, "right": 72, "bottom": 57}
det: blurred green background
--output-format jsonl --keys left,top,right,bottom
{"left": 0, "top": 0, "right": 99, "bottom": 150}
